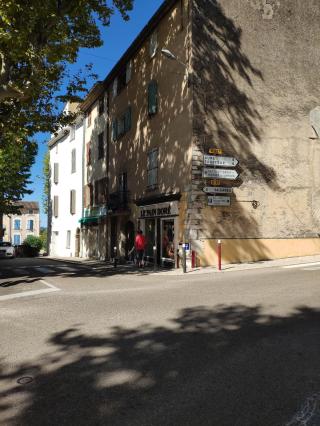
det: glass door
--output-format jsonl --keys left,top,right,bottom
{"left": 161, "top": 219, "right": 175, "bottom": 268}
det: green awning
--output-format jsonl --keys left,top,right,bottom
{"left": 79, "top": 217, "right": 99, "bottom": 225}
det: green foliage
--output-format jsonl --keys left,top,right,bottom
{"left": 0, "top": 0, "right": 134, "bottom": 139}
{"left": 0, "top": 138, "right": 37, "bottom": 215}
{"left": 39, "top": 228, "right": 48, "bottom": 252}
{"left": 23, "top": 235, "right": 43, "bottom": 257}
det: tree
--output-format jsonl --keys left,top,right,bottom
{"left": 0, "top": 137, "right": 37, "bottom": 241}
{"left": 0, "top": 0, "right": 134, "bottom": 138}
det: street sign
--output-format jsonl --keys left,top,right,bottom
{"left": 209, "top": 148, "right": 223, "bottom": 155}
{"left": 203, "top": 186, "right": 233, "bottom": 194}
{"left": 182, "top": 243, "right": 190, "bottom": 250}
{"left": 210, "top": 179, "right": 221, "bottom": 186}
{"left": 203, "top": 168, "right": 239, "bottom": 180}
{"left": 208, "top": 196, "right": 231, "bottom": 206}
{"left": 204, "top": 155, "right": 238, "bottom": 167}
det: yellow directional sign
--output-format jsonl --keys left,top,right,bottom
{"left": 209, "top": 148, "right": 223, "bottom": 155}
{"left": 210, "top": 179, "right": 221, "bottom": 186}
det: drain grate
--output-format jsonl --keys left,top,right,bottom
{"left": 17, "top": 376, "right": 33, "bottom": 385}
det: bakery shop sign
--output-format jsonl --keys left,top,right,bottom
{"left": 140, "top": 202, "right": 178, "bottom": 219}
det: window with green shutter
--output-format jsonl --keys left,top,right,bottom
{"left": 124, "top": 106, "right": 132, "bottom": 132}
{"left": 148, "top": 81, "right": 158, "bottom": 116}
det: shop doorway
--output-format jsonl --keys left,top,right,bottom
{"left": 125, "top": 220, "right": 135, "bottom": 259}
{"left": 110, "top": 217, "right": 117, "bottom": 257}
{"left": 161, "top": 219, "right": 175, "bottom": 268}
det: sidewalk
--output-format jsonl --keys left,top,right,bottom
{"left": 45, "top": 254, "right": 320, "bottom": 276}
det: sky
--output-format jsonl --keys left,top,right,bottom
{"left": 23, "top": 0, "right": 164, "bottom": 228}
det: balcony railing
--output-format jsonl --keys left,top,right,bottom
{"left": 83, "top": 205, "right": 107, "bottom": 218}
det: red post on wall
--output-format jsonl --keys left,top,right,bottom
{"left": 191, "top": 250, "right": 196, "bottom": 268}
{"left": 217, "top": 240, "right": 222, "bottom": 271}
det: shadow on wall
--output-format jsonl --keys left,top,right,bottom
{"left": 192, "top": 1, "right": 284, "bottom": 263}
{"left": 1, "top": 304, "right": 320, "bottom": 425}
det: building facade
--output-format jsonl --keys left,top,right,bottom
{"left": 48, "top": 103, "right": 84, "bottom": 257}
{"left": 3, "top": 202, "right": 40, "bottom": 245}
{"left": 77, "top": 0, "right": 320, "bottom": 266}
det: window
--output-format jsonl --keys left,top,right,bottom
{"left": 112, "top": 78, "right": 118, "bottom": 99}
{"left": 14, "top": 219, "right": 21, "bottom": 230}
{"left": 13, "top": 235, "right": 21, "bottom": 245}
{"left": 149, "top": 31, "right": 158, "bottom": 58}
{"left": 112, "top": 107, "right": 131, "bottom": 141}
{"left": 53, "top": 196, "right": 59, "bottom": 217}
{"left": 148, "top": 80, "right": 158, "bottom": 115}
{"left": 70, "top": 125, "right": 75, "bottom": 140}
{"left": 85, "top": 184, "right": 93, "bottom": 208}
{"left": 71, "top": 148, "right": 76, "bottom": 173}
{"left": 70, "top": 190, "right": 76, "bottom": 214}
{"left": 54, "top": 163, "right": 59, "bottom": 184}
{"left": 126, "top": 61, "right": 132, "bottom": 84}
{"left": 99, "top": 97, "right": 104, "bottom": 115}
{"left": 87, "top": 109, "right": 92, "bottom": 127}
{"left": 66, "top": 231, "right": 71, "bottom": 249}
{"left": 119, "top": 172, "right": 127, "bottom": 192}
{"left": 27, "top": 220, "right": 34, "bottom": 231}
{"left": 28, "top": 209, "right": 33, "bottom": 214}
{"left": 98, "top": 133, "right": 104, "bottom": 159}
{"left": 86, "top": 142, "right": 92, "bottom": 166}
{"left": 147, "top": 148, "right": 158, "bottom": 188}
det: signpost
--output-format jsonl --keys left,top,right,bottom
{"left": 203, "top": 168, "right": 239, "bottom": 180}
{"left": 203, "top": 186, "right": 233, "bottom": 194}
{"left": 209, "top": 148, "right": 223, "bottom": 155}
{"left": 204, "top": 155, "right": 238, "bottom": 167}
{"left": 208, "top": 196, "right": 231, "bottom": 206}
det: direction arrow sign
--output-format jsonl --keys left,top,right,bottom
{"left": 203, "top": 186, "right": 233, "bottom": 194}
{"left": 203, "top": 168, "right": 239, "bottom": 180}
{"left": 204, "top": 155, "right": 238, "bottom": 167}
{"left": 208, "top": 196, "right": 231, "bottom": 206}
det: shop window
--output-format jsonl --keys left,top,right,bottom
{"left": 149, "top": 31, "right": 158, "bottom": 58}
{"left": 148, "top": 80, "right": 158, "bottom": 116}
{"left": 98, "top": 132, "right": 104, "bottom": 159}
{"left": 147, "top": 148, "right": 158, "bottom": 188}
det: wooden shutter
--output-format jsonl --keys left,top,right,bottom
{"left": 125, "top": 107, "right": 132, "bottom": 132}
{"left": 126, "top": 61, "right": 132, "bottom": 84}
{"left": 71, "top": 149, "right": 76, "bottom": 173}
{"left": 112, "top": 78, "right": 118, "bottom": 98}
{"left": 86, "top": 142, "right": 91, "bottom": 165}
{"left": 148, "top": 81, "right": 158, "bottom": 115}
{"left": 112, "top": 119, "right": 118, "bottom": 141}
{"left": 70, "top": 190, "right": 76, "bottom": 214}
{"left": 54, "top": 163, "right": 59, "bottom": 184}
{"left": 54, "top": 196, "right": 59, "bottom": 217}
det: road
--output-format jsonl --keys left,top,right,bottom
{"left": 0, "top": 257, "right": 320, "bottom": 426}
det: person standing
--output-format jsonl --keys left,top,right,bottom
{"left": 135, "top": 230, "right": 146, "bottom": 268}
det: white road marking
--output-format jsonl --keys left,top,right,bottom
{"left": 56, "top": 266, "right": 77, "bottom": 272}
{"left": 286, "top": 392, "right": 320, "bottom": 425}
{"left": 283, "top": 262, "right": 320, "bottom": 269}
{"left": 0, "top": 279, "right": 60, "bottom": 301}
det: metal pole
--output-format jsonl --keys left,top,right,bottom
{"left": 182, "top": 244, "right": 187, "bottom": 273}
{"left": 153, "top": 245, "right": 157, "bottom": 271}
{"left": 114, "top": 246, "right": 117, "bottom": 268}
{"left": 217, "top": 240, "right": 222, "bottom": 271}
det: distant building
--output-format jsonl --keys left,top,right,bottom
{"left": 3, "top": 202, "right": 40, "bottom": 245}
{"left": 48, "top": 102, "right": 84, "bottom": 257}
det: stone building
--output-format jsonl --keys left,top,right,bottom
{"left": 80, "top": 0, "right": 320, "bottom": 266}
{"left": 3, "top": 202, "right": 40, "bottom": 245}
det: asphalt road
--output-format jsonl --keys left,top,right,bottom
{"left": 0, "top": 257, "right": 320, "bottom": 426}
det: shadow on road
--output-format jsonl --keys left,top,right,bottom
{"left": 1, "top": 304, "right": 320, "bottom": 425}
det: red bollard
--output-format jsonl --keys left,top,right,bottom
{"left": 191, "top": 250, "right": 196, "bottom": 268}
{"left": 217, "top": 240, "right": 222, "bottom": 271}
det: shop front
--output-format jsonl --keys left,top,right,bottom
{"left": 138, "top": 199, "right": 179, "bottom": 268}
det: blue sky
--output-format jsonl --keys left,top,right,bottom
{"left": 23, "top": 0, "right": 164, "bottom": 227}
